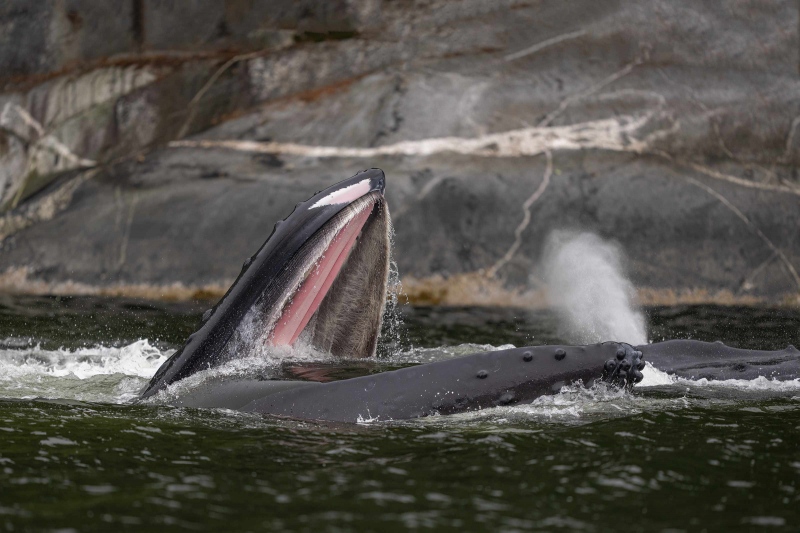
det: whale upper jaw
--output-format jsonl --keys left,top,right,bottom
{"left": 140, "top": 169, "right": 390, "bottom": 399}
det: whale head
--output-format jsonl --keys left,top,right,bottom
{"left": 141, "top": 169, "right": 391, "bottom": 397}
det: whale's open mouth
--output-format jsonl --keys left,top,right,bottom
{"left": 140, "top": 169, "right": 390, "bottom": 398}
{"left": 256, "top": 191, "right": 390, "bottom": 357}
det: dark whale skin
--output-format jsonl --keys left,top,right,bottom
{"left": 140, "top": 169, "right": 386, "bottom": 399}
{"left": 637, "top": 340, "right": 800, "bottom": 381}
{"left": 238, "top": 343, "right": 642, "bottom": 423}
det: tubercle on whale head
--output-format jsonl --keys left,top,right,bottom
{"left": 601, "top": 342, "right": 645, "bottom": 390}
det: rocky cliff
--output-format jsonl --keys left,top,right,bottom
{"left": 1, "top": 0, "right": 799, "bottom": 305}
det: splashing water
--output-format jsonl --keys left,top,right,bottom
{"left": 0, "top": 340, "right": 171, "bottom": 403}
{"left": 0, "top": 336, "right": 340, "bottom": 405}
{"left": 541, "top": 230, "right": 647, "bottom": 345}
{"left": 377, "top": 217, "right": 407, "bottom": 357}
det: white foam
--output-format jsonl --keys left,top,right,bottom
{"left": 0, "top": 335, "right": 339, "bottom": 406}
{"left": 674, "top": 375, "right": 800, "bottom": 392}
{"left": 0, "top": 340, "right": 171, "bottom": 403}
{"left": 510, "top": 382, "right": 634, "bottom": 419}
{"left": 636, "top": 362, "right": 800, "bottom": 392}
{"left": 0, "top": 339, "right": 168, "bottom": 380}
{"left": 417, "top": 381, "right": 642, "bottom": 426}
{"left": 638, "top": 362, "right": 676, "bottom": 387}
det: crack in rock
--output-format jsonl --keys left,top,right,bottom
{"left": 486, "top": 150, "right": 553, "bottom": 278}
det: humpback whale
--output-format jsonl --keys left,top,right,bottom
{"left": 141, "top": 169, "right": 391, "bottom": 399}
{"left": 140, "top": 169, "right": 800, "bottom": 422}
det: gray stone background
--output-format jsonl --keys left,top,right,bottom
{"left": 0, "top": 0, "right": 798, "bottom": 306}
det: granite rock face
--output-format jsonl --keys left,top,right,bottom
{"left": 1, "top": 1, "right": 799, "bottom": 305}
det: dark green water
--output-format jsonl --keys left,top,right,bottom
{"left": 1, "top": 297, "right": 799, "bottom": 532}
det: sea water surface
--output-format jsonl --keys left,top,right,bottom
{"left": 0, "top": 296, "right": 799, "bottom": 532}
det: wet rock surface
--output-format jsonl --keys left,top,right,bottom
{"left": 0, "top": 1, "right": 799, "bottom": 304}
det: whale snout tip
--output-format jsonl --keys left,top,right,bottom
{"left": 364, "top": 168, "right": 386, "bottom": 195}
{"left": 602, "top": 343, "right": 645, "bottom": 390}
